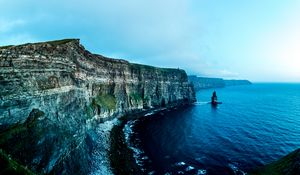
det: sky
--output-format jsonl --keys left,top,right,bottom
{"left": 0, "top": 0, "right": 299, "bottom": 82}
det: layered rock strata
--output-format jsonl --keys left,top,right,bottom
{"left": 0, "top": 39, "right": 196, "bottom": 174}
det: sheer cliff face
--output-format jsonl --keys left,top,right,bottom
{"left": 0, "top": 39, "right": 195, "bottom": 174}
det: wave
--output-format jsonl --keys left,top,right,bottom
{"left": 173, "top": 161, "right": 207, "bottom": 175}
{"left": 123, "top": 120, "right": 155, "bottom": 173}
{"left": 228, "top": 163, "right": 246, "bottom": 175}
{"left": 194, "top": 101, "right": 210, "bottom": 105}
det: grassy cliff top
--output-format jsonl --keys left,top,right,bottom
{"left": 0, "top": 39, "right": 79, "bottom": 49}
{"left": 0, "top": 38, "right": 189, "bottom": 78}
{"left": 251, "top": 148, "right": 300, "bottom": 175}
{"left": 130, "top": 63, "right": 186, "bottom": 73}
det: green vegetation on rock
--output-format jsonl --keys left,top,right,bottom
{"left": 86, "top": 104, "right": 94, "bottom": 119}
{"left": 251, "top": 148, "right": 300, "bottom": 175}
{"left": 0, "top": 124, "right": 27, "bottom": 147}
{"left": 130, "top": 63, "right": 180, "bottom": 72}
{"left": 85, "top": 93, "right": 118, "bottom": 119}
{"left": 0, "top": 45, "right": 14, "bottom": 49}
{"left": 86, "top": 94, "right": 117, "bottom": 118}
{"left": 0, "top": 109, "right": 45, "bottom": 145}
{"left": 129, "top": 93, "right": 142, "bottom": 102}
{"left": 143, "top": 96, "right": 150, "bottom": 102}
{"left": 94, "top": 94, "right": 116, "bottom": 110}
{"left": 0, "top": 149, "right": 35, "bottom": 175}
{"left": 42, "top": 39, "right": 77, "bottom": 45}
{"left": 0, "top": 39, "right": 77, "bottom": 49}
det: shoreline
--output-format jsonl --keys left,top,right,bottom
{"left": 109, "top": 117, "right": 142, "bottom": 175}
{"left": 89, "top": 119, "right": 118, "bottom": 175}
{"left": 108, "top": 105, "right": 193, "bottom": 175}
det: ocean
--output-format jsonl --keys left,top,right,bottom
{"left": 124, "top": 83, "right": 300, "bottom": 175}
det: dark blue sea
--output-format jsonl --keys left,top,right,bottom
{"left": 124, "top": 83, "right": 300, "bottom": 175}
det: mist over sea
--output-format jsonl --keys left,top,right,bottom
{"left": 125, "top": 83, "right": 300, "bottom": 175}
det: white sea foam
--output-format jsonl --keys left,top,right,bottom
{"left": 144, "top": 111, "right": 155, "bottom": 116}
{"left": 123, "top": 120, "right": 147, "bottom": 167}
{"left": 194, "top": 101, "right": 210, "bottom": 105}
{"left": 197, "top": 169, "right": 207, "bottom": 175}
{"left": 185, "top": 165, "right": 195, "bottom": 171}
{"left": 195, "top": 156, "right": 206, "bottom": 162}
{"left": 89, "top": 119, "right": 118, "bottom": 175}
{"left": 148, "top": 171, "right": 155, "bottom": 175}
{"left": 228, "top": 163, "right": 247, "bottom": 175}
{"left": 175, "top": 161, "right": 186, "bottom": 166}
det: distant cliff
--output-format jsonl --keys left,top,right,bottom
{"left": 188, "top": 75, "right": 251, "bottom": 91}
{"left": 0, "top": 39, "right": 196, "bottom": 174}
{"left": 224, "top": 79, "right": 251, "bottom": 86}
{"left": 188, "top": 76, "right": 225, "bottom": 90}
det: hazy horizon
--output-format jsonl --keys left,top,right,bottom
{"left": 1, "top": 0, "right": 299, "bottom": 82}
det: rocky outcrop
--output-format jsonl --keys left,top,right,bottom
{"left": 188, "top": 75, "right": 251, "bottom": 91}
{"left": 0, "top": 39, "right": 196, "bottom": 174}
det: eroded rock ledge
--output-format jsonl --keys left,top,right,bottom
{"left": 0, "top": 39, "right": 196, "bottom": 174}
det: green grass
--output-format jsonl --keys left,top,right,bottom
{"left": 0, "top": 45, "right": 14, "bottom": 49}
{"left": 41, "top": 39, "right": 78, "bottom": 45}
{"left": 130, "top": 63, "right": 177, "bottom": 72}
{"left": 0, "top": 149, "right": 36, "bottom": 175}
{"left": 129, "top": 93, "right": 142, "bottom": 102}
{"left": 0, "top": 124, "right": 27, "bottom": 145}
{"left": 86, "top": 94, "right": 117, "bottom": 118}
{"left": 250, "top": 148, "right": 300, "bottom": 175}
{"left": 129, "top": 63, "right": 187, "bottom": 81}
{"left": 143, "top": 96, "right": 150, "bottom": 102}
{"left": 0, "top": 109, "right": 60, "bottom": 175}
{"left": 93, "top": 94, "right": 116, "bottom": 111}
{"left": 86, "top": 104, "right": 94, "bottom": 119}
{"left": 0, "top": 109, "right": 45, "bottom": 146}
{"left": 0, "top": 39, "right": 78, "bottom": 49}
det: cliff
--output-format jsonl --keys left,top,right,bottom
{"left": 224, "top": 79, "right": 252, "bottom": 86}
{"left": 251, "top": 148, "right": 300, "bottom": 175}
{"left": 188, "top": 75, "right": 225, "bottom": 90}
{"left": 0, "top": 39, "right": 196, "bottom": 174}
{"left": 188, "top": 75, "right": 251, "bottom": 91}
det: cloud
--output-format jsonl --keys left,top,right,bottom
{"left": 0, "top": 34, "right": 37, "bottom": 46}
{"left": 1, "top": 0, "right": 299, "bottom": 81}
{"left": 218, "top": 69, "right": 239, "bottom": 78}
{"left": 0, "top": 0, "right": 208, "bottom": 75}
{"left": 0, "top": 19, "right": 26, "bottom": 32}
{"left": 0, "top": 0, "right": 239, "bottom": 81}
{"left": 0, "top": 17, "right": 36, "bottom": 46}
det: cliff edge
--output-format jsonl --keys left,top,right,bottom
{"left": 0, "top": 39, "right": 196, "bottom": 174}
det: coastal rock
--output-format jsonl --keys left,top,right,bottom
{"left": 0, "top": 39, "right": 196, "bottom": 174}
